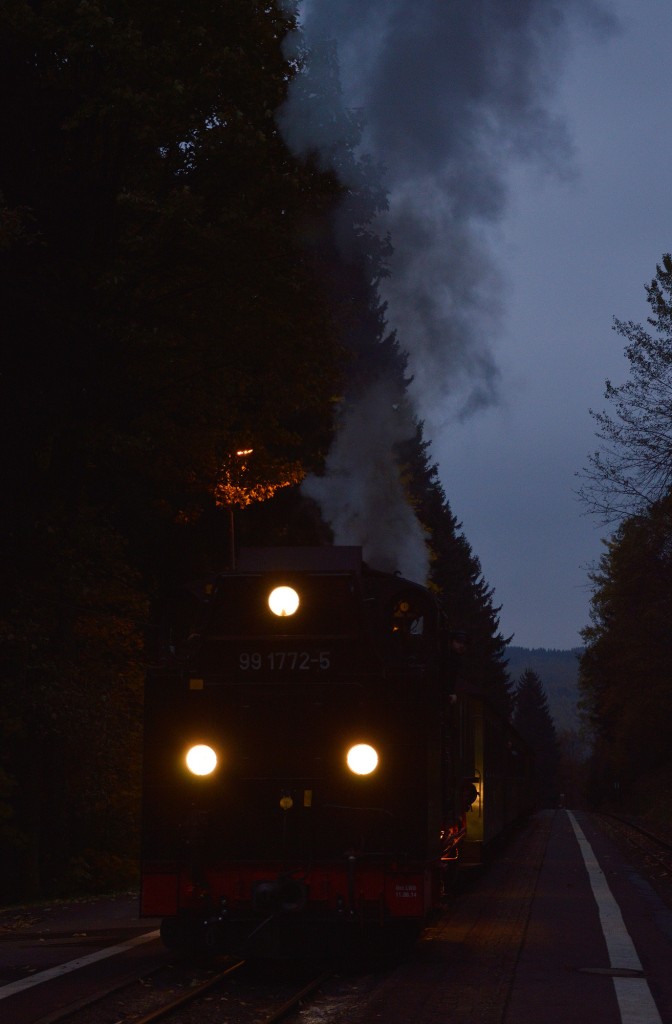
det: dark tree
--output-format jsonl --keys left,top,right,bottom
{"left": 0, "top": 0, "right": 346, "bottom": 897}
{"left": 0, "top": 0, "right": 346, "bottom": 555}
{"left": 399, "top": 427, "right": 514, "bottom": 717}
{"left": 578, "top": 254, "right": 672, "bottom": 821}
{"left": 0, "top": 0, "right": 531, "bottom": 896}
{"left": 513, "top": 669, "right": 560, "bottom": 806}
{"left": 579, "top": 254, "right": 672, "bottom": 522}
{"left": 579, "top": 491, "right": 672, "bottom": 815}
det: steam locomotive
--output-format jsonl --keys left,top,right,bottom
{"left": 140, "top": 546, "right": 532, "bottom": 957}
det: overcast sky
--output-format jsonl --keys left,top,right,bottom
{"left": 432, "top": 0, "right": 672, "bottom": 649}
{"left": 289, "top": 0, "right": 672, "bottom": 650}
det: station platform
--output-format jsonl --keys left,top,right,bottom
{"left": 358, "top": 809, "right": 672, "bottom": 1024}
{"left": 504, "top": 810, "right": 672, "bottom": 1024}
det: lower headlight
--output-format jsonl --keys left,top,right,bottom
{"left": 186, "top": 744, "right": 218, "bottom": 776}
{"left": 346, "top": 743, "right": 379, "bottom": 776}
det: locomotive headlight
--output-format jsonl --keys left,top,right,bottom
{"left": 185, "top": 744, "right": 218, "bottom": 776}
{"left": 346, "top": 743, "right": 379, "bottom": 776}
{"left": 268, "top": 585, "right": 300, "bottom": 617}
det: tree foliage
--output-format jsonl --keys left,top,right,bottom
{"left": 0, "top": 0, "right": 346, "bottom": 541}
{"left": 0, "top": 0, "right": 347, "bottom": 898}
{"left": 0, "top": 503, "right": 148, "bottom": 897}
{"left": 579, "top": 254, "right": 672, "bottom": 522}
{"left": 398, "top": 428, "right": 513, "bottom": 716}
{"left": 578, "top": 254, "right": 672, "bottom": 820}
{"left": 0, "top": 1, "right": 520, "bottom": 897}
{"left": 513, "top": 669, "right": 560, "bottom": 806}
{"left": 579, "top": 491, "right": 672, "bottom": 814}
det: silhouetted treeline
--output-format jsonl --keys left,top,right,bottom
{"left": 506, "top": 647, "right": 582, "bottom": 733}
{"left": 1, "top": 2, "right": 511, "bottom": 901}
{"left": 512, "top": 670, "right": 560, "bottom": 806}
{"left": 579, "top": 257, "right": 672, "bottom": 822}
{"left": 580, "top": 491, "right": 672, "bottom": 819}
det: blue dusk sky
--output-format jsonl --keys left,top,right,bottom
{"left": 288, "top": 0, "right": 672, "bottom": 649}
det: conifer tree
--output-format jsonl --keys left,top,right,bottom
{"left": 398, "top": 427, "right": 513, "bottom": 716}
{"left": 0, "top": 0, "right": 345, "bottom": 897}
{"left": 513, "top": 669, "right": 560, "bottom": 805}
{"left": 579, "top": 491, "right": 672, "bottom": 812}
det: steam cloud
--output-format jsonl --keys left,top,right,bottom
{"left": 302, "top": 382, "right": 428, "bottom": 581}
{"left": 279, "top": 0, "right": 615, "bottom": 580}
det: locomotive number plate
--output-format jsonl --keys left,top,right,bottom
{"left": 238, "top": 650, "right": 332, "bottom": 672}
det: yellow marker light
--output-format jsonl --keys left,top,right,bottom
{"left": 268, "top": 585, "right": 300, "bottom": 617}
{"left": 346, "top": 743, "right": 379, "bottom": 776}
{"left": 185, "top": 744, "right": 218, "bottom": 776}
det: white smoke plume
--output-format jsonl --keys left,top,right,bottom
{"left": 302, "top": 380, "right": 428, "bottom": 581}
{"left": 278, "top": 0, "right": 616, "bottom": 580}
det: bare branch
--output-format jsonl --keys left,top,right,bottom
{"left": 577, "top": 255, "right": 672, "bottom": 522}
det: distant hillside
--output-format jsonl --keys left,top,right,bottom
{"left": 506, "top": 646, "right": 583, "bottom": 733}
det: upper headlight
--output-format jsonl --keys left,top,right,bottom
{"left": 185, "top": 744, "right": 218, "bottom": 776}
{"left": 268, "top": 585, "right": 300, "bottom": 617}
{"left": 346, "top": 743, "right": 379, "bottom": 776}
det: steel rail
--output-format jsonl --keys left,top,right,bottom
{"left": 256, "top": 970, "right": 333, "bottom": 1024}
{"left": 130, "top": 957, "right": 247, "bottom": 1024}
{"left": 598, "top": 812, "right": 672, "bottom": 873}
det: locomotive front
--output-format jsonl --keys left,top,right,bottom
{"left": 141, "top": 547, "right": 461, "bottom": 956}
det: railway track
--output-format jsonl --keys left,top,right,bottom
{"left": 39, "top": 957, "right": 333, "bottom": 1024}
{"left": 131, "top": 963, "right": 333, "bottom": 1024}
{"left": 130, "top": 957, "right": 247, "bottom": 1024}
{"left": 597, "top": 812, "right": 672, "bottom": 877}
